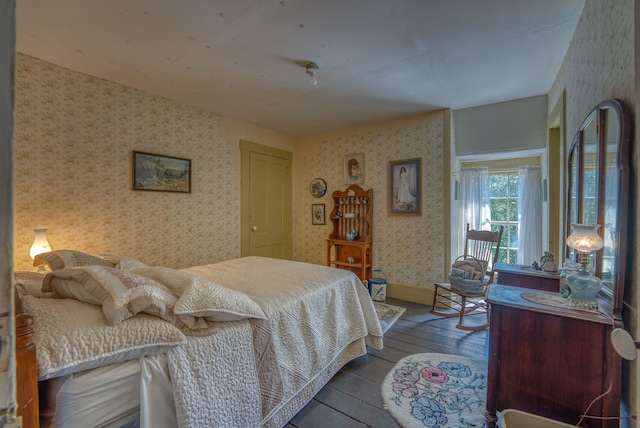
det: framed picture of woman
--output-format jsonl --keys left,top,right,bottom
{"left": 343, "top": 153, "right": 364, "bottom": 184}
{"left": 389, "top": 158, "right": 421, "bottom": 215}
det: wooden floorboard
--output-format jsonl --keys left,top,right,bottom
{"left": 287, "top": 297, "right": 490, "bottom": 427}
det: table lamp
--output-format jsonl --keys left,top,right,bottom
{"left": 30, "top": 228, "right": 51, "bottom": 260}
{"left": 565, "top": 224, "right": 604, "bottom": 310}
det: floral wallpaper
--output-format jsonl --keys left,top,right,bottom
{"left": 294, "top": 113, "right": 447, "bottom": 289}
{"left": 13, "top": 53, "right": 446, "bottom": 290}
{"left": 14, "top": 54, "right": 240, "bottom": 271}
{"left": 548, "top": 0, "right": 637, "bottom": 417}
{"left": 548, "top": 0, "right": 634, "bottom": 141}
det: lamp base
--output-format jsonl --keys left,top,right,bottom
{"left": 565, "top": 268, "right": 601, "bottom": 311}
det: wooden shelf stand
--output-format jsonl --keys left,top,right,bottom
{"left": 326, "top": 185, "right": 373, "bottom": 283}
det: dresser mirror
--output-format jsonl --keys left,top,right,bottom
{"left": 565, "top": 99, "right": 631, "bottom": 310}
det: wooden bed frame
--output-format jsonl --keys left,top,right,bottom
{"left": 16, "top": 297, "right": 87, "bottom": 428}
{"left": 16, "top": 294, "right": 38, "bottom": 428}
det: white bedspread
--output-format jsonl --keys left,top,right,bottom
{"left": 28, "top": 257, "right": 383, "bottom": 428}
{"left": 177, "top": 257, "right": 383, "bottom": 427}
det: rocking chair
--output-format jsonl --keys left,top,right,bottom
{"left": 430, "top": 224, "right": 504, "bottom": 331}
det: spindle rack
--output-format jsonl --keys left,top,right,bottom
{"left": 326, "top": 185, "right": 373, "bottom": 283}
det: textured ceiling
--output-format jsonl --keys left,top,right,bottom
{"left": 17, "top": 0, "right": 585, "bottom": 136}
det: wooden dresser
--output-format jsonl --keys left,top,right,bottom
{"left": 494, "top": 262, "right": 560, "bottom": 292}
{"left": 485, "top": 284, "right": 620, "bottom": 428}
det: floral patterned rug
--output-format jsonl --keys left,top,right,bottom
{"left": 373, "top": 302, "right": 406, "bottom": 334}
{"left": 382, "top": 353, "right": 488, "bottom": 428}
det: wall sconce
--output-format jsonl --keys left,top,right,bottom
{"left": 30, "top": 228, "right": 51, "bottom": 260}
{"left": 306, "top": 62, "right": 319, "bottom": 86}
{"left": 565, "top": 224, "right": 604, "bottom": 310}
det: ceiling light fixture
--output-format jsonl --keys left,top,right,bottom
{"left": 306, "top": 62, "right": 319, "bottom": 86}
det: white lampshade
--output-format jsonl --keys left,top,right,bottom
{"left": 30, "top": 228, "right": 52, "bottom": 260}
{"left": 566, "top": 224, "right": 604, "bottom": 252}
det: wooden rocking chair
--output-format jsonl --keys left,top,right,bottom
{"left": 430, "top": 224, "right": 504, "bottom": 331}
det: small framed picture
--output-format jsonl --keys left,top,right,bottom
{"left": 312, "top": 204, "right": 326, "bottom": 225}
{"left": 133, "top": 151, "right": 191, "bottom": 193}
{"left": 344, "top": 153, "right": 364, "bottom": 184}
{"left": 389, "top": 158, "right": 421, "bottom": 215}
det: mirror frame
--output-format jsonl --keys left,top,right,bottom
{"left": 565, "top": 99, "right": 631, "bottom": 311}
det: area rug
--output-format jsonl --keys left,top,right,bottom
{"left": 382, "top": 353, "right": 488, "bottom": 428}
{"left": 374, "top": 301, "right": 406, "bottom": 334}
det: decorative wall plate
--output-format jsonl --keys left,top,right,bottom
{"left": 310, "top": 178, "right": 327, "bottom": 197}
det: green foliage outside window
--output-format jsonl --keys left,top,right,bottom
{"left": 490, "top": 172, "right": 519, "bottom": 264}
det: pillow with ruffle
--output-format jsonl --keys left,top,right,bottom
{"left": 42, "top": 266, "right": 180, "bottom": 327}
{"left": 34, "top": 250, "right": 115, "bottom": 271}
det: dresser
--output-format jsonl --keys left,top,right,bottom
{"left": 485, "top": 284, "right": 620, "bottom": 428}
{"left": 494, "top": 262, "right": 560, "bottom": 292}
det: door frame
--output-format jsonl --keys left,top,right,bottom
{"left": 239, "top": 139, "right": 293, "bottom": 258}
{"left": 1, "top": 0, "right": 16, "bottom": 418}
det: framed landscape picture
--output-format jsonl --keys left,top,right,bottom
{"left": 133, "top": 151, "right": 191, "bottom": 193}
{"left": 389, "top": 158, "right": 421, "bottom": 215}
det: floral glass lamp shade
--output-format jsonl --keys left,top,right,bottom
{"left": 30, "top": 228, "right": 52, "bottom": 260}
{"left": 565, "top": 224, "right": 604, "bottom": 310}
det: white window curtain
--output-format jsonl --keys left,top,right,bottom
{"left": 517, "top": 165, "right": 542, "bottom": 265}
{"left": 457, "top": 167, "right": 491, "bottom": 255}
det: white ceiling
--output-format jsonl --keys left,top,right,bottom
{"left": 16, "top": 0, "right": 585, "bottom": 137}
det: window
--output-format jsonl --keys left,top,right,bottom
{"left": 489, "top": 172, "right": 518, "bottom": 263}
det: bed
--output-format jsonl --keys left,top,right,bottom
{"left": 15, "top": 251, "right": 383, "bottom": 428}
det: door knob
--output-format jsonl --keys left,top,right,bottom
{"left": 251, "top": 226, "right": 258, "bottom": 231}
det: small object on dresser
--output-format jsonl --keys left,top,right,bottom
{"left": 540, "top": 251, "right": 557, "bottom": 272}
{"left": 346, "top": 229, "right": 356, "bottom": 241}
{"left": 347, "top": 257, "right": 355, "bottom": 264}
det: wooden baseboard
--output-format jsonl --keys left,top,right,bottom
{"left": 386, "top": 283, "right": 434, "bottom": 306}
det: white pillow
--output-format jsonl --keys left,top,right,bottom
{"left": 43, "top": 266, "right": 265, "bottom": 336}
{"left": 99, "top": 254, "right": 149, "bottom": 271}
{"left": 14, "top": 271, "right": 52, "bottom": 298}
{"left": 34, "top": 250, "right": 115, "bottom": 270}
{"left": 132, "top": 266, "right": 266, "bottom": 323}
{"left": 21, "top": 295, "right": 186, "bottom": 380}
{"left": 43, "top": 266, "right": 181, "bottom": 327}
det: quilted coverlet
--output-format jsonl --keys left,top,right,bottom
{"left": 181, "top": 257, "right": 383, "bottom": 426}
{"left": 26, "top": 256, "right": 382, "bottom": 427}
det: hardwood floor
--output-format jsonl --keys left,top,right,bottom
{"left": 286, "top": 297, "right": 490, "bottom": 427}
